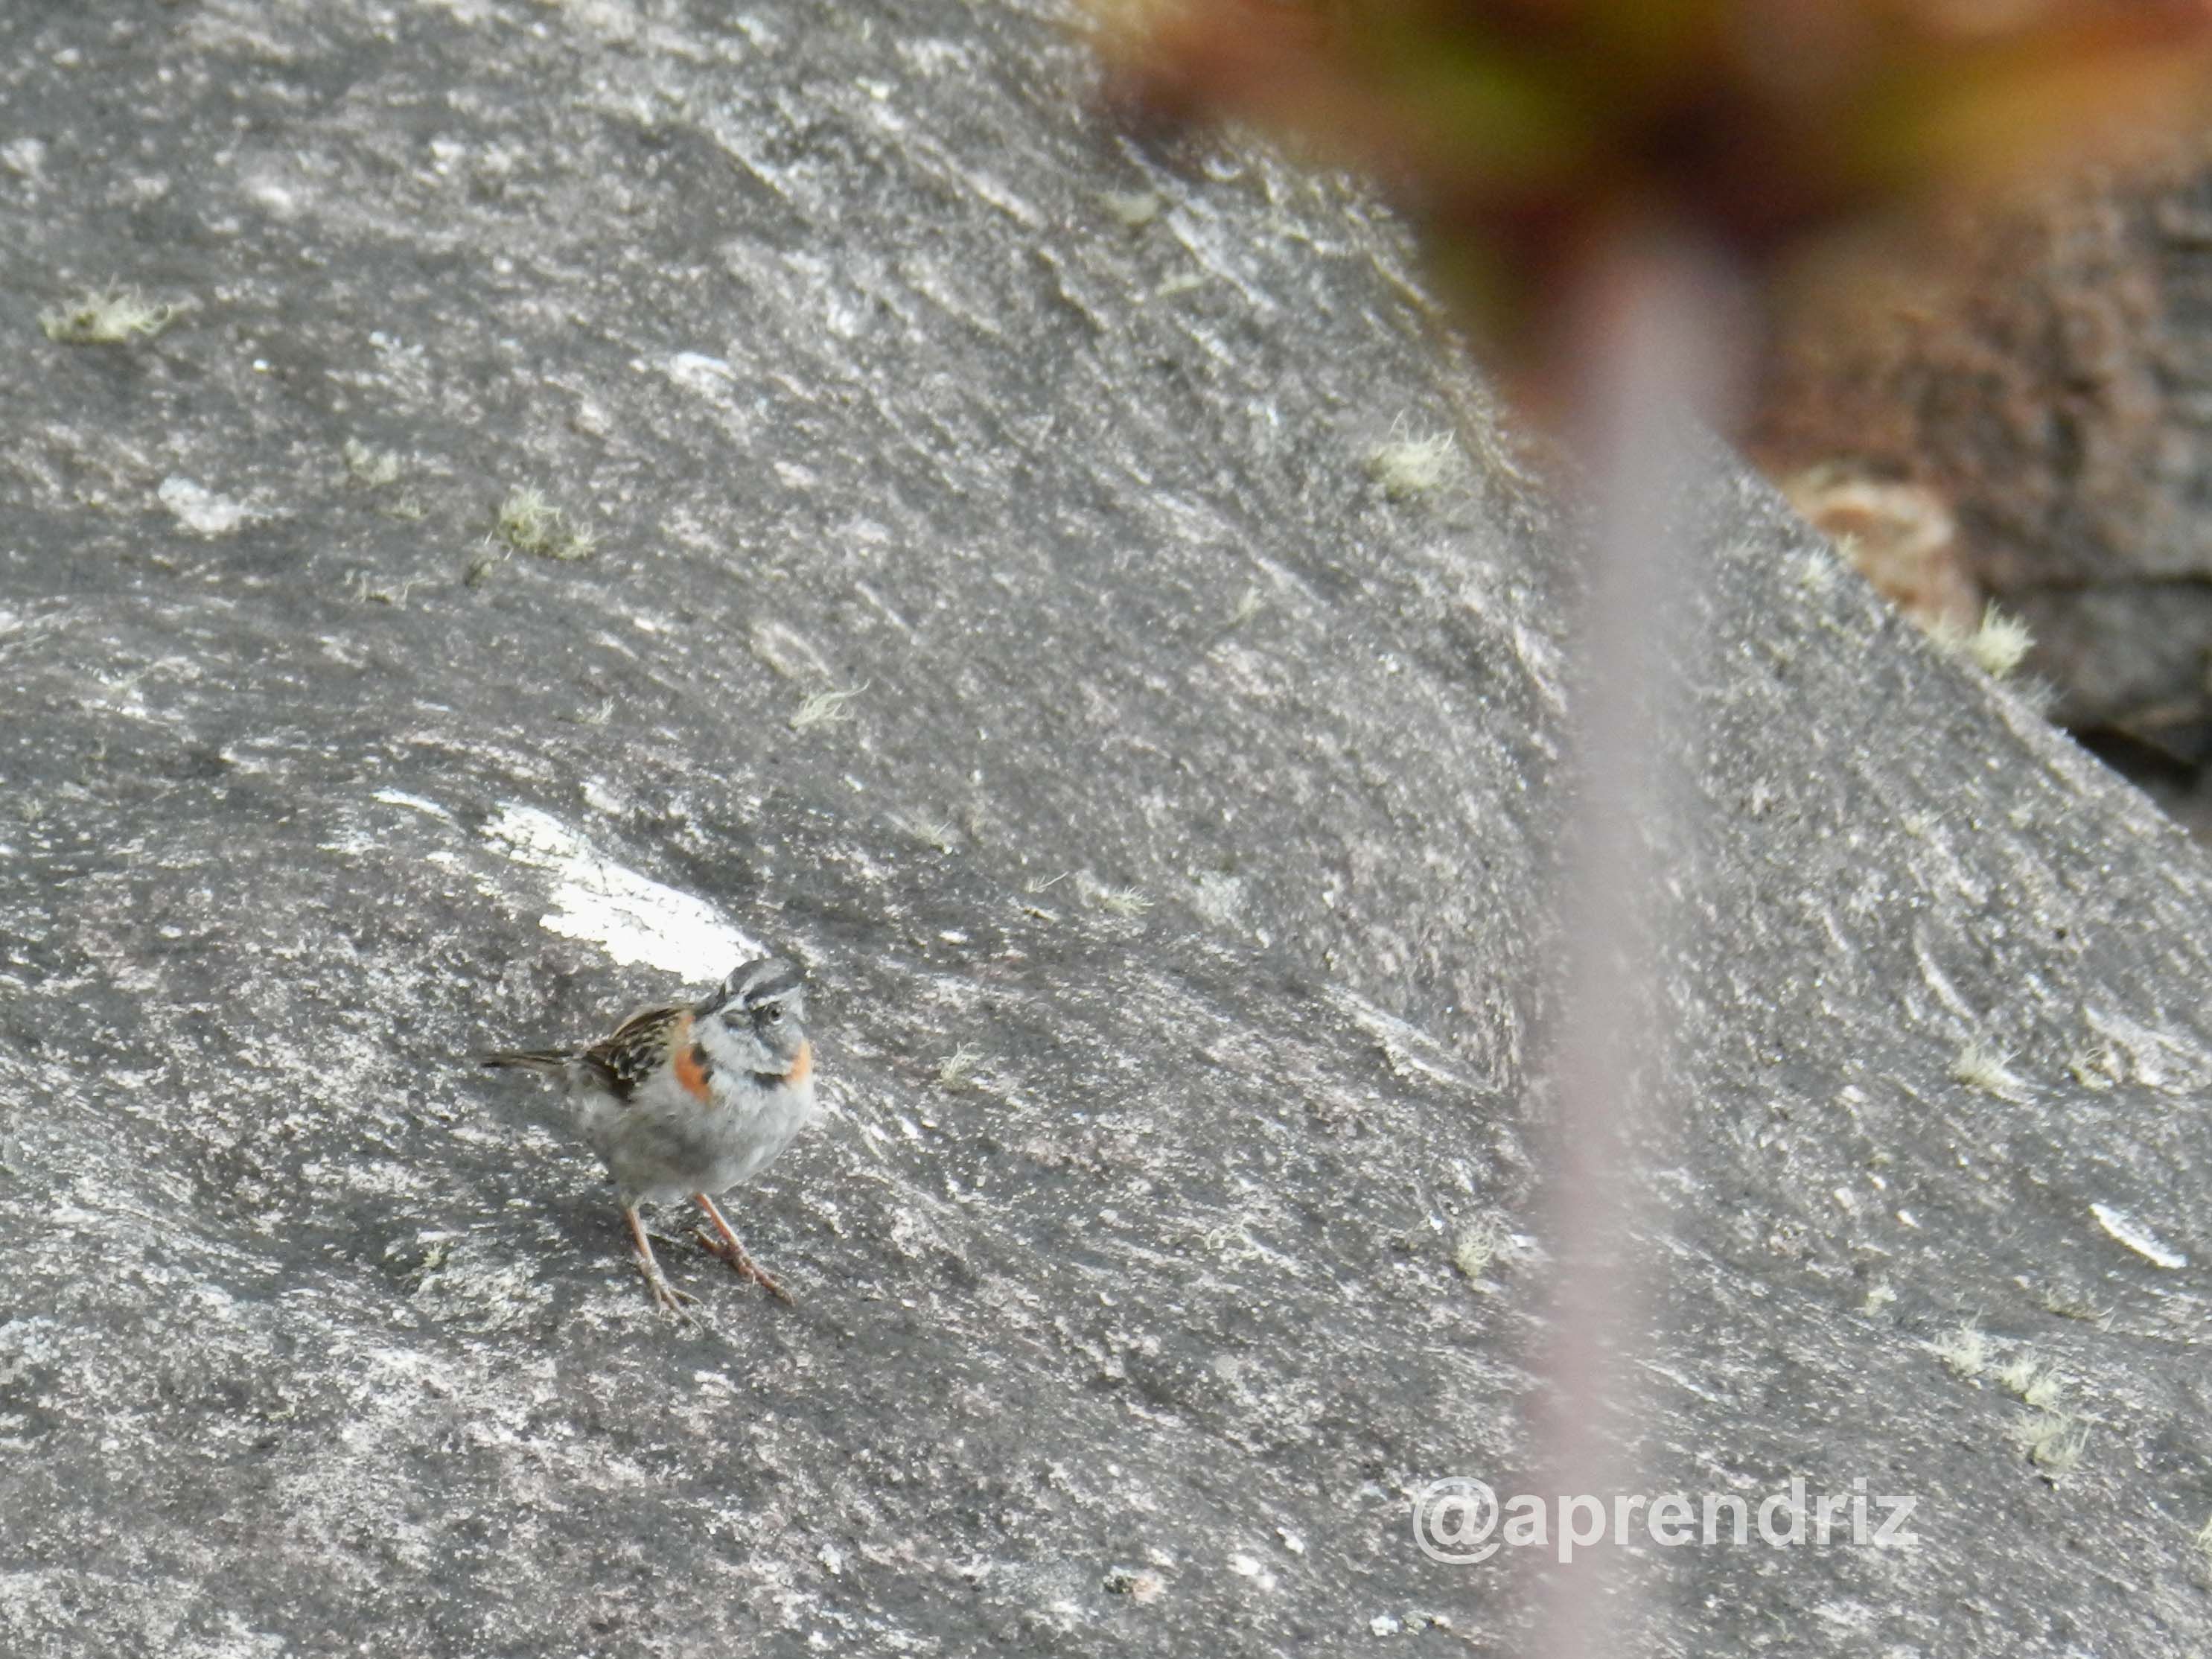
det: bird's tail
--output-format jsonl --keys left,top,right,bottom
{"left": 478, "top": 1048, "right": 574, "bottom": 1074}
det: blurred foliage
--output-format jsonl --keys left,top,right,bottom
{"left": 1091, "top": 0, "right": 2212, "bottom": 386}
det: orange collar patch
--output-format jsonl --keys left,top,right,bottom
{"left": 669, "top": 1012, "right": 714, "bottom": 1101}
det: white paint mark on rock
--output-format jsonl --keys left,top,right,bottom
{"left": 481, "top": 803, "right": 759, "bottom": 978}
{"left": 2091, "top": 1203, "right": 2187, "bottom": 1270}
{"left": 158, "top": 476, "right": 254, "bottom": 536}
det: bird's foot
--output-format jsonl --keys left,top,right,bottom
{"left": 629, "top": 1248, "right": 701, "bottom": 1318}
{"left": 694, "top": 1226, "right": 794, "bottom": 1304}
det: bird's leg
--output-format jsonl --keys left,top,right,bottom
{"left": 692, "top": 1193, "right": 792, "bottom": 1303}
{"left": 625, "top": 1204, "right": 697, "bottom": 1316}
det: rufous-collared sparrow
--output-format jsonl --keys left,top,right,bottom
{"left": 481, "top": 957, "right": 816, "bottom": 1313}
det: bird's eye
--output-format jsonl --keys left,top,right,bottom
{"left": 758, "top": 1005, "right": 784, "bottom": 1025}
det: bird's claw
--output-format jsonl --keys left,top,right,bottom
{"left": 694, "top": 1226, "right": 794, "bottom": 1304}
{"left": 637, "top": 1261, "right": 701, "bottom": 1318}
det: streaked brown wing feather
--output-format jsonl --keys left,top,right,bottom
{"left": 579, "top": 1004, "right": 689, "bottom": 1101}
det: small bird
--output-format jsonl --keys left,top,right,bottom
{"left": 481, "top": 957, "right": 817, "bottom": 1313}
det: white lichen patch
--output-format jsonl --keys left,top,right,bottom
{"left": 790, "top": 687, "right": 863, "bottom": 730}
{"left": 1100, "top": 188, "right": 1161, "bottom": 226}
{"left": 935, "top": 1045, "right": 984, "bottom": 1089}
{"left": 1089, "top": 883, "right": 1151, "bottom": 918}
{"left": 2068, "top": 1044, "right": 2123, "bottom": 1092}
{"left": 1949, "top": 1041, "right": 2021, "bottom": 1098}
{"left": 2081, "top": 1007, "right": 2212, "bottom": 1095}
{"left": 494, "top": 485, "right": 596, "bottom": 560}
{"left": 2040, "top": 1285, "right": 2114, "bottom": 1328}
{"left": 158, "top": 476, "right": 255, "bottom": 537}
{"left": 1996, "top": 1355, "right": 2063, "bottom": 1411}
{"left": 342, "top": 438, "right": 404, "bottom": 487}
{"left": 2008, "top": 1410, "right": 2087, "bottom": 1474}
{"left": 891, "top": 812, "right": 957, "bottom": 852}
{"left": 2091, "top": 1203, "right": 2187, "bottom": 1270}
{"left": 345, "top": 569, "right": 420, "bottom": 607}
{"left": 480, "top": 803, "right": 760, "bottom": 978}
{"left": 1931, "top": 1322, "right": 1990, "bottom": 1381}
{"left": 1928, "top": 602, "right": 2033, "bottom": 681}
{"left": 1794, "top": 545, "right": 1841, "bottom": 594}
{"left": 1059, "top": 870, "right": 1150, "bottom": 917}
{"left": 1450, "top": 1216, "right": 1508, "bottom": 1284}
{"left": 1366, "top": 430, "right": 1457, "bottom": 498}
{"left": 40, "top": 285, "right": 175, "bottom": 344}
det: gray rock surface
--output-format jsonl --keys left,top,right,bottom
{"left": 4, "top": 1, "right": 2212, "bottom": 1655}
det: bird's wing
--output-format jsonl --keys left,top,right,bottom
{"left": 578, "top": 1004, "right": 692, "bottom": 1101}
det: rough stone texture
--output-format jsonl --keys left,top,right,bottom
{"left": 4, "top": 2, "right": 2212, "bottom": 1656}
